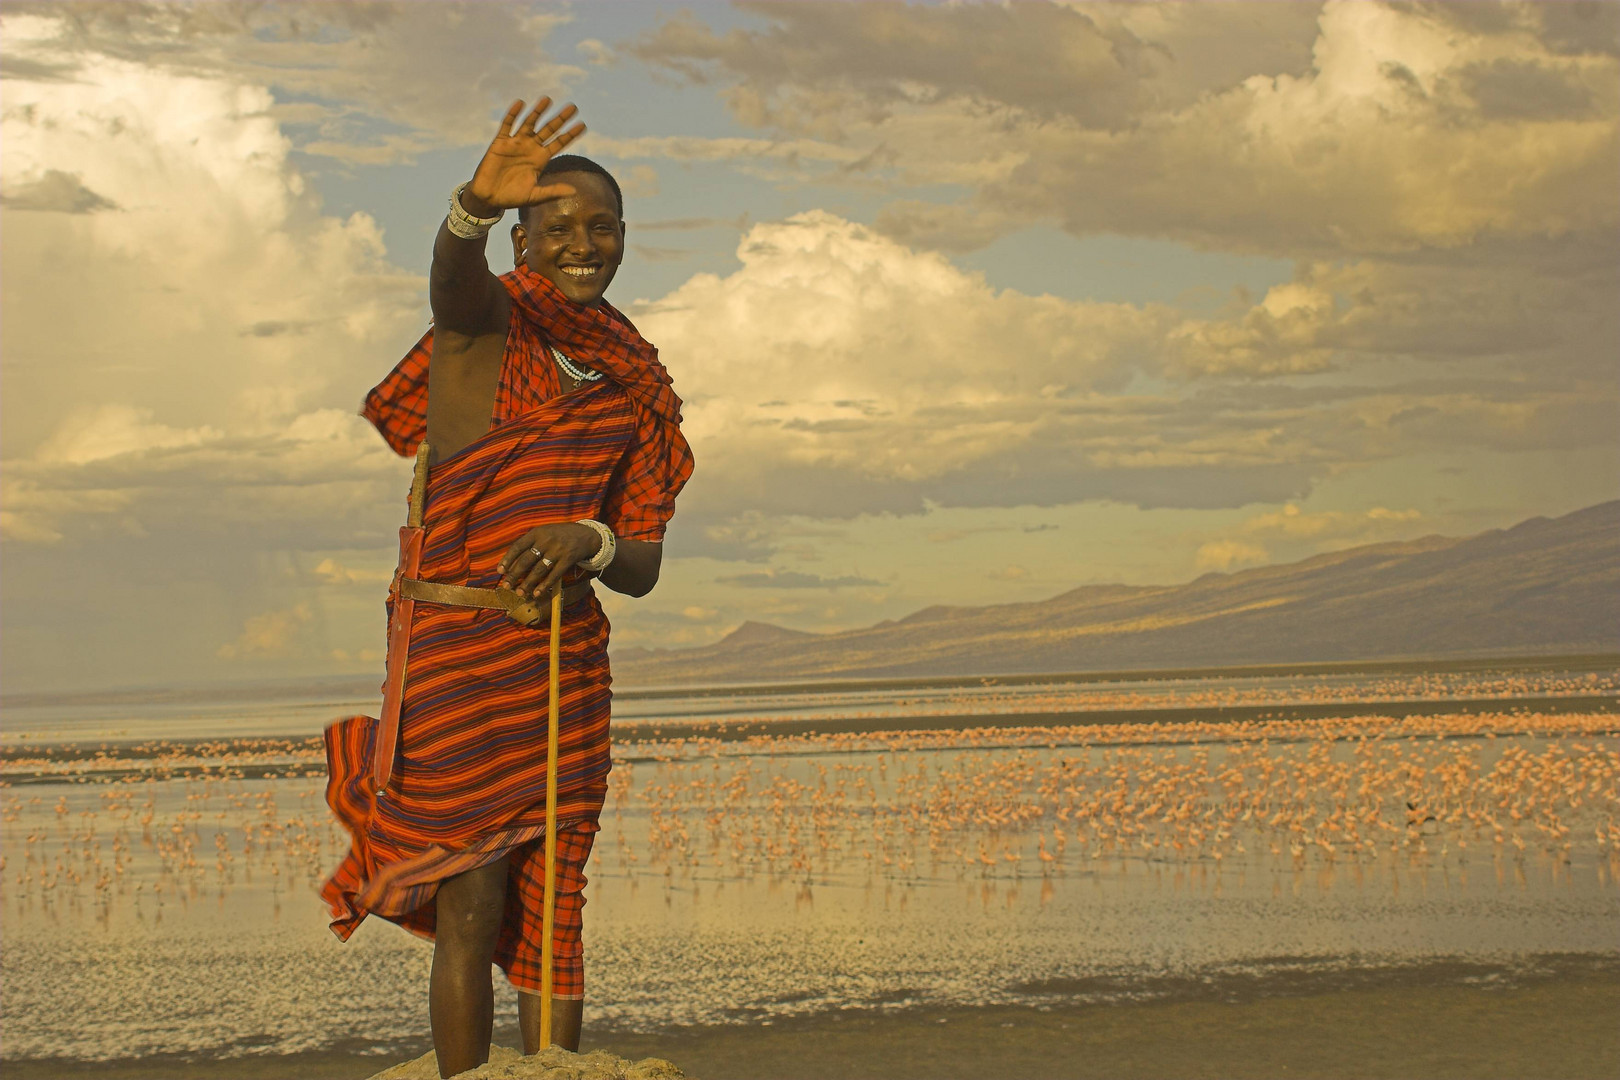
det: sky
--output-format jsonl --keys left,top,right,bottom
{"left": 2, "top": 1, "right": 1616, "bottom": 695}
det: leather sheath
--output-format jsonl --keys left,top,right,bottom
{"left": 375, "top": 523, "right": 423, "bottom": 793}
{"left": 374, "top": 443, "right": 432, "bottom": 794}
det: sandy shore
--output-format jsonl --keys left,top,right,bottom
{"left": 6, "top": 955, "right": 1616, "bottom": 1080}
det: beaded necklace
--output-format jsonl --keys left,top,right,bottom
{"left": 550, "top": 345, "right": 603, "bottom": 385}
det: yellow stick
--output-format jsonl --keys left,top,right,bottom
{"left": 539, "top": 588, "right": 563, "bottom": 1048}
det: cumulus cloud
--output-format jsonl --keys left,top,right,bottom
{"left": 216, "top": 602, "right": 312, "bottom": 659}
{"left": 0, "top": 17, "right": 419, "bottom": 491}
{"left": 635, "top": 212, "right": 1613, "bottom": 558}
{"left": 0, "top": 36, "right": 422, "bottom": 460}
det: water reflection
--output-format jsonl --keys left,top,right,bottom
{"left": 2, "top": 705, "right": 1616, "bottom": 1063}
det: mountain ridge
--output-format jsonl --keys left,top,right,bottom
{"left": 613, "top": 501, "right": 1619, "bottom": 686}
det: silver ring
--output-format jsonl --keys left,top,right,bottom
{"left": 530, "top": 546, "right": 553, "bottom": 568}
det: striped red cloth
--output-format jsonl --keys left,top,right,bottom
{"left": 321, "top": 266, "right": 690, "bottom": 990}
{"left": 362, "top": 265, "right": 693, "bottom": 540}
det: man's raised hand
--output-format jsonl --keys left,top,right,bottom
{"left": 463, "top": 97, "right": 586, "bottom": 216}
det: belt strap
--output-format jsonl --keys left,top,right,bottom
{"left": 398, "top": 576, "right": 593, "bottom": 628}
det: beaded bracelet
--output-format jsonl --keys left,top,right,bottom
{"left": 577, "top": 519, "right": 617, "bottom": 572}
{"left": 447, "top": 183, "right": 502, "bottom": 240}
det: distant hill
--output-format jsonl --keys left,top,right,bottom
{"left": 613, "top": 501, "right": 1620, "bottom": 686}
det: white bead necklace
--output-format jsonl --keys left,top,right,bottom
{"left": 550, "top": 346, "right": 603, "bottom": 384}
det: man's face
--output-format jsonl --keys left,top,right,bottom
{"left": 514, "top": 172, "right": 624, "bottom": 307}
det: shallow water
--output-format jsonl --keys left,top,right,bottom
{"left": 4, "top": 660, "right": 1613, "bottom": 745}
{"left": 3, "top": 706, "right": 1617, "bottom": 1065}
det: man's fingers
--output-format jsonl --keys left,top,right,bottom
{"left": 551, "top": 121, "right": 586, "bottom": 152}
{"left": 500, "top": 100, "right": 527, "bottom": 138}
{"left": 519, "top": 554, "right": 570, "bottom": 599}
{"left": 521, "top": 96, "right": 556, "bottom": 136}
{"left": 534, "top": 103, "right": 579, "bottom": 143}
{"left": 498, "top": 532, "right": 542, "bottom": 587}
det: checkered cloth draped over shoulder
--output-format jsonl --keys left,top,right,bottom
{"left": 362, "top": 264, "right": 694, "bottom": 541}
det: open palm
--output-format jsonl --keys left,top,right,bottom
{"left": 466, "top": 97, "right": 587, "bottom": 212}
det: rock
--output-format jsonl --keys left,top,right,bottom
{"left": 366, "top": 1044, "right": 688, "bottom": 1080}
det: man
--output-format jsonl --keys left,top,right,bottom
{"left": 321, "top": 96, "right": 693, "bottom": 1078}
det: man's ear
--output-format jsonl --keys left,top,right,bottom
{"left": 511, "top": 221, "right": 527, "bottom": 268}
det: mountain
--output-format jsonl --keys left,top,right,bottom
{"left": 613, "top": 501, "right": 1620, "bottom": 686}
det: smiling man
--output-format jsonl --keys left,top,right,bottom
{"left": 319, "top": 97, "right": 694, "bottom": 1078}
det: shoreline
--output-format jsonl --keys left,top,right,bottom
{"left": 5, "top": 953, "right": 1616, "bottom": 1080}
{"left": 7, "top": 651, "right": 1614, "bottom": 711}
{"left": 2, "top": 694, "right": 1615, "bottom": 784}
{"left": 5, "top": 692, "right": 1616, "bottom": 759}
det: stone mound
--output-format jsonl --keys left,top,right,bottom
{"left": 366, "top": 1044, "right": 687, "bottom": 1080}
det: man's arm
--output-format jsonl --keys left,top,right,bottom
{"left": 429, "top": 97, "right": 582, "bottom": 334}
{"left": 425, "top": 98, "right": 585, "bottom": 458}
{"left": 598, "top": 539, "right": 662, "bottom": 598}
{"left": 428, "top": 191, "right": 505, "bottom": 337}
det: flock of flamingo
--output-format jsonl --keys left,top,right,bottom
{"left": 606, "top": 709, "right": 1618, "bottom": 885}
{"left": 802, "top": 670, "right": 1614, "bottom": 721}
{"left": 3, "top": 683, "right": 1616, "bottom": 927}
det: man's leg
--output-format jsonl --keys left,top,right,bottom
{"left": 518, "top": 991, "right": 583, "bottom": 1053}
{"left": 430, "top": 857, "right": 511, "bottom": 1079}
{"left": 507, "top": 819, "right": 595, "bottom": 1055}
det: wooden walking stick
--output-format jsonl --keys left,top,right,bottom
{"left": 539, "top": 586, "right": 564, "bottom": 1048}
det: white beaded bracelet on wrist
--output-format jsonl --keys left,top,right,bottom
{"left": 576, "top": 519, "right": 617, "bottom": 573}
{"left": 447, "top": 183, "right": 502, "bottom": 240}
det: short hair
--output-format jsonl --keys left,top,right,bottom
{"left": 518, "top": 154, "right": 623, "bottom": 225}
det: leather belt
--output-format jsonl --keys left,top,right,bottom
{"left": 397, "top": 576, "right": 593, "bottom": 628}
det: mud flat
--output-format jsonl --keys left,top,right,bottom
{"left": 4, "top": 955, "right": 1615, "bottom": 1079}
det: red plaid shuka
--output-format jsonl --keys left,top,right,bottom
{"left": 321, "top": 265, "right": 691, "bottom": 995}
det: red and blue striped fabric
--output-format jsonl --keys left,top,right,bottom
{"left": 321, "top": 267, "right": 690, "bottom": 982}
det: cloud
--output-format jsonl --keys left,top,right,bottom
{"left": 0, "top": 169, "right": 118, "bottom": 213}
{"left": 4, "top": 3, "right": 578, "bottom": 164}
{"left": 634, "top": 212, "right": 1614, "bottom": 557}
{"left": 1194, "top": 503, "right": 1431, "bottom": 572}
{"left": 216, "top": 603, "right": 312, "bottom": 660}
{"left": 634, "top": 213, "right": 752, "bottom": 232}
{"left": 1194, "top": 540, "right": 1270, "bottom": 573}
{"left": 311, "top": 557, "right": 393, "bottom": 587}
{"left": 714, "top": 570, "right": 883, "bottom": 589}
{"left": 630, "top": 2, "right": 1314, "bottom": 135}
{"left": 1238, "top": 503, "right": 1423, "bottom": 541}
{"left": 619, "top": 164, "right": 660, "bottom": 198}
{"left": 1, "top": 42, "right": 422, "bottom": 461}
{"left": 0, "top": 25, "right": 421, "bottom": 518}
{"left": 633, "top": 1, "right": 1619, "bottom": 257}
{"left": 584, "top": 133, "right": 867, "bottom": 185}
{"left": 577, "top": 38, "right": 616, "bottom": 67}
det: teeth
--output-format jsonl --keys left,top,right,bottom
{"left": 563, "top": 266, "right": 598, "bottom": 277}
